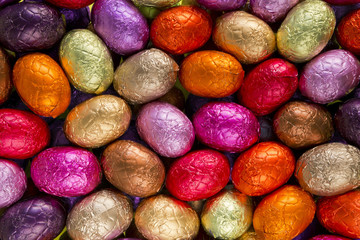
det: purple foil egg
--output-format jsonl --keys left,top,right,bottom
{"left": 354, "top": 87, "right": 360, "bottom": 98}
{"left": 0, "top": 159, "right": 27, "bottom": 208}
{"left": 0, "top": 196, "right": 66, "bottom": 240}
{"left": 309, "top": 235, "right": 352, "bottom": 240}
{"left": 0, "top": 0, "right": 17, "bottom": 8}
{"left": 299, "top": 49, "right": 360, "bottom": 104}
{"left": 91, "top": 0, "right": 149, "bottom": 55}
{"left": 31, "top": 146, "right": 102, "bottom": 197}
{"left": 250, "top": 0, "right": 299, "bottom": 23}
{"left": 60, "top": 6, "right": 90, "bottom": 30}
{"left": 136, "top": 101, "right": 195, "bottom": 158}
{"left": 193, "top": 102, "right": 260, "bottom": 152}
{"left": 332, "top": 4, "right": 360, "bottom": 24}
{"left": 196, "top": 0, "right": 246, "bottom": 11}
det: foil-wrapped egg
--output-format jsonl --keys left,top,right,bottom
{"left": 0, "top": 196, "right": 66, "bottom": 240}
{"left": 13, "top": 53, "right": 71, "bottom": 118}
{"left": 232, "top": 142, "right": 295, "bottom": 196}
{"left": 0, "top": 2, "right": 65, "bottom": 52}
{"left": 114, "top": 48, "right": 178, "bottom": 104}
{"left": 67, "top": 189, "right": 133, "bottom": 240}
{"left": 150, "top": 6, "right": 212, "bottom": 55}
{"left": 201, "top": 188, "right": 253, "bottom": 239}
{"left": 277, "top": 0, "right": 336, "bottom": 63}
{"left": 0, "top": 109, "right": 50, "bottom": 159}
{"left": 238, "top": 231, "right": 261, "bottom": 240}
{"left": 317, "top": 190, "right": 360, "bottom": 238}
{"left": 193, "top": 102, "right": 260, "bottom": 152}
{"left": 273, "top": 101, "right": 334, "bottom": 149}
{"left": 180, "top": 50, "right": 244, "bottom": 98}
{"left": 101, "top": 140, "right": 165, "bottom": 198}
{"left": 0, "top": 47, "right": 11, "bottom": 105}
{"left": 238, "top": 58, "right": 298, "bottom": 116}
{"left": 196, "top": 0, "right": 246, "bottom": 11}
{"left": 0, "top": 159, "right": 27, "bottom": 208}
{"left": 213, "top": 11, "right": 276, "bottom": 64}
{"left": 60, "top": 29, "right": 114, "bottom": 94}
{"left": 31, "top": 146, "right": 102, "bottom": 197}
{"left": 166, "top": 149, "right": 230, "bottom": 201}
{"left": 64, "top": 95, "right": 131, "bottom": 148}
{"left": 45, "top": 0, "right": 93, "bottom": 9}
{"left": 309, "top": 235, "right": 351, "bottom": 240}
{"left": 295, "top": 142, "right": 360, "bottom": 196}
{"left": 157, "top": 87, "right": 185, "bottom": 110}
{"left": 299, "top": 50, "right": 360, "bottom": 104}
{"left": 132, "top": 0, "right": 180, "bottom": 8}
{"left": 135, "top": 194, "right": 200, "bottom": 240}
{"left": 91, "top": 0, "right": 149, "bottom": 55}
{"left": 60, "top": 7, "right": 90, "bottom": 30}
{"left": 336, "top": 9, "right": 360, "bottom": 55}
{"left": 250, "top": 0, "right": 299, "bottom": 23}
{"left": 253, "top": 185, "right": 316, "bottom": 240}
{"left": 136, "top": 101, "right": 194, "bottom": 158}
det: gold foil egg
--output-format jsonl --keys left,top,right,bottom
{"left": 0, "top": 48, "right": 11, "bottom": 105}
{"left": 135, "top": 194, "right": 200, "bottom": 240}
{"left": 212, "top": 11, "right": 276, "bottom": 65}
{"left": 60, "top": 29, "right": 114, "bottom": 94}
{"left": 64, "top": 95, "right": 131, "bottom": 148}
{"left": 101, "top": 140, "right": 165, "bottom": 198}
{"left": 201, "top": 188, "right": 253, "bottom": 240}
{"left": 277, "top": 0, "right": 336, "bottom": 63}
{"left": 67, "top": 189, "right": 133, "bottom": 240}
{"left": 132, "top": 0, "right": 180, "bottom": 8}
{"left": 238, "top": 231, "right": 261, "bottom": 240}
{"left": 114, "top": 48, "right": 178, "bottom": 104}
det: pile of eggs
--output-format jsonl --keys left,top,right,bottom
{"left": 0, "top": 0, "right": 360, "bottom": 239}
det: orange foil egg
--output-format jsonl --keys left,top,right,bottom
{"left": 336, "top": 9, "right": 360, "bottom": 55}
{"left": 12, "top": 53, "right": 71, "bottom": 118}
{"left": 0, "top": 48, "right": 11, "bottom": 105}
{"left": 253, "top": 185, "right": 316, "bottom": 240}
{"left": 179, "top": 50, "right": 244, "bottom": 98}
{"left": 150, "top": 6, "right": 212, "bottom": 55}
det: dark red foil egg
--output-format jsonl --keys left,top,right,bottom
{"left": 45, "top": 0, "right": 94, "bottom": 9}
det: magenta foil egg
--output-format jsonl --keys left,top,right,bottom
{"left": 31, "top": 146, "right": 102, "bottom": 197}
{"left": 250, "top": 0, "right": 299, "bottom": 23}
{"left": 196, "top": 0, "right": 246, "bottom": 11}
{"left": 136, "top": 101, "right": 195, "bottom": 158}
{"left": 193, "top": 102, "right": 260, "bottom": 152}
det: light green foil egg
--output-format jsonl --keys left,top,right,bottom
{"left": 60, "top": 29, "right": 114, "bottom": 94}
{"left": 277, "top": 0, "right": 335, "bottom": 63}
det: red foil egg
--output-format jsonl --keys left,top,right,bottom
{"left": 150, "top": 6, "right": 212, "bottom": 55}
{"left": 166, "top": 149, "right": 230, "bottom": 201}
{"left": 45, "top": 0, "right": 94, "bottom": 9}
{"left": 238, "top": 58, "right": 298, "bottom": 116}
{"left": 336, "top": 9, "right": 360, "bottom": 55}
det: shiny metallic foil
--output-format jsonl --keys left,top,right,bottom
{"left": 157, "top": 87, "right": 185, "bottom": 110}
{"left": 238, "top": 231, "right": 261, "bottom": 240}
{"left": 0, "top": 48, "right": 11, "bottom": 105}
{"left": 213, "top": 11, "right": 276, "bottom": 65}
{"left": 64, "top": 95, "right": 131, "bottom": 148}
{"left": 201, "top": 188, "right": 253, "bottom": 239}
{"left": 67, "top": 189, "right": 133, "bottom": 240}
{"left": 101, "top": 140, "right": 165, "bottom": 198}
{"left": 277, "top": 0, "right": 336, "bottom": 63}
{"left": 132, "top": 0, "right": 180, "bottom": 8}
{"left": 60, "top": 29, "right": 114, "bottom": 94}
{"left": 336, "top": 9, "right": 360, "bottom": 55}
{"left": 135, "top": 195, "right": 199, "bottom": 240}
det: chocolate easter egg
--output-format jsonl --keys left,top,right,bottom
{"left": 277, "top": 0, "right": 336, "bottom": 63}
{"left": 132, "top": 0, "right": 180, "bottom": 8}
{"left": 213, "top": 11, "right": 276, "bottom": 64}
{"left": 0, "top": 47, "right": 11, "bottom": 105}
{"left": 180, "top": 50, "right": 244, "bottom": 98}
{"left": 197, "top": 0, "right": 246, "bottom": 11}
{"left": 238, "top": 231, "right": 261, "bottom": 240}
{"left": 60, "top": 29, "right": 114, "bottom": 94}
{"left": 45, "top": 0, "right": 94, "bottom": 9}
{"left": 337, "top": 9, "right": 360, "bottom": 55}
{"left": 64, "top": 95, "right": 131, "bottom": 148}
{"left": 250, "top": 0, "right": 299, "bottom": 23}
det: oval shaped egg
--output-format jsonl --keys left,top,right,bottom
{"left": 67, "top": 189, "right": 133, "bottom": 240}
{"left": 250, "top": 0, "right": 299, "bottom": 23}
{"left": 166, "top": 149, "right": 230, "bottom": 201}
{"left": 0, "top": 48, "right": 11, "bottom": 105}
{"left": 150, "top": 6, "right": 212, "bottom": 55}
{"left": 273, "top": 101, "right": 334, "bottom": 149}
{"left": 13, "top": 53, "right": 71, "bottom": 118}
{"left": 0, "top": 2, "right": 65, "bottom": 52}
{"left": 0, "top": 109, "right": 50, "bottom": 159}
{"left": 180, "top": 50, "right": 244, "bottom": 98}
{"left": 132, "top": 0, "right": 180, "bottom": 8}
{"left": 64, "top": 95, "right": 131, "bottom": 148}
{"left": 253, "top": 185, "right": 316, "bottom": 240}
{"left": 135, "top": 195, "right": 199, "bottom": 240}
{"left": 310, "top": 235, "right": 351, "bottom": 240}
{"left": 238, "top": 58, "right": 298, "bottom": 116}
{"left": 92, "top": 0, "right": 149, "bottom": 55}
{"left": 197, "top": 0, "right": 246, "bottom": 11}
{"left": 277, "top": 0, "right": 336, "bottom": 63}
{"left": 45, "top": 0, "right": 94, "bottom": 9}
{"left": 114, "top": 48, "right": 178, "bottom": 104}
{"left": 60, "top": 29, "right": 114, "bottom": 94}
{"left": 238, "top": 231, "right": 261, "bottom": 240}
{"left": 136, "top": 101, "right": 194, "bottom": 158}
{"left": 213, "top": 11, "right": 276, "bottom": 64}
{"left": 193, "top": 102, "right": 260, "bottom": 152}
{"left": 336, "top": 9, "right": 360, "bottom": 55}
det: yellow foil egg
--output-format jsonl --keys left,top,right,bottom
{"left": 0, "top": 48, "right": 11, "bottom": 105}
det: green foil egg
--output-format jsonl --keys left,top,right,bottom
{"left": 277, "top": 0, "right": 335, "bottom": 63}
{"left": 60, "top": 29, "right": 114, "bottom": 94}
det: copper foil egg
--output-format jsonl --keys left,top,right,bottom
{"left": 135, "top": 194, "right": 200, "bottom": 240}
{"left": 64, "top": 95, "right": 131, "bottom": 148}
{"left": 0, "top": 48, "right": 11, "bottom": 105}
{"left": 213, "top": 11, "right": 276, "bottom": 64}
{"left": 295, "top": 142, "right": 360, "bottom": 196}
{"left": 113, "top": 48, "right": 178, "bottom": 104}
{"left": 101, "top": 140, "right": 165, "bottom": 198}
{"left": 273, "top": 101, "right": 334, "bottom": 149}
